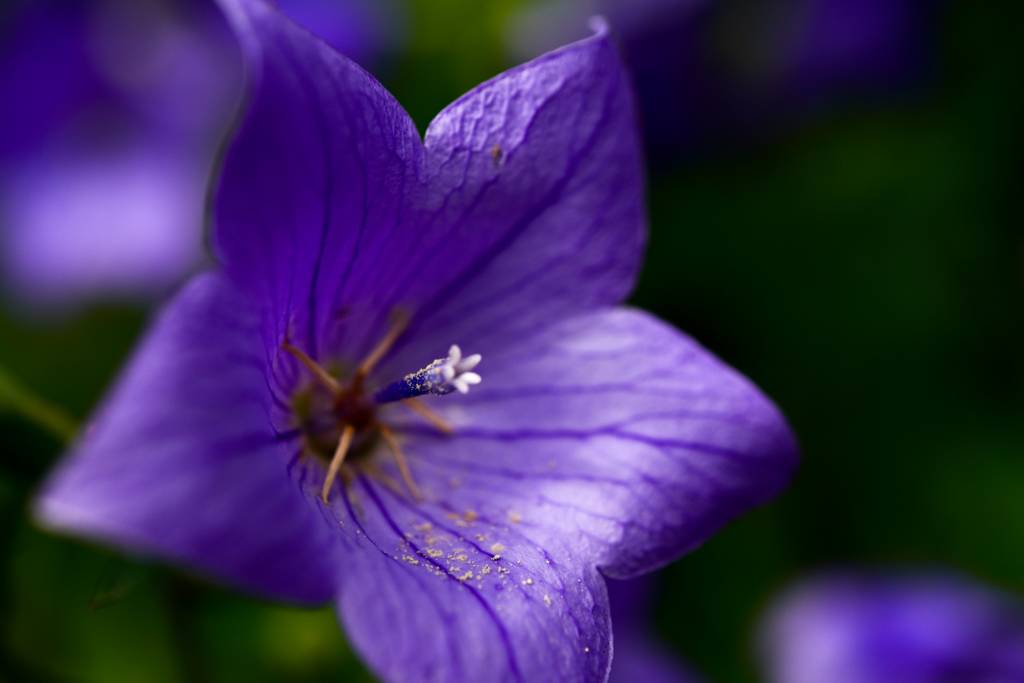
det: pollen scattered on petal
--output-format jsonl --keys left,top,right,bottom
{"left": 522, "top": 578, "right": 533, "bottom": 586}
{"left": 414, "top": 522, "right": 432, "bottom": 532}
{"left": 544, "top": 595, "right": 552, "bottom": 605}
{"left": 457, "top": 571, "right": 473, "bottom": 582}
{"left": 492, "top": 554, "right": 501, "bottom": 561}
{"left": 490, "top": 543, "right": 505, "bottom": 553}
{"left": 463, "top": 510, "right": 478, "bottom": 522}
{"left": 508, "top": 511, "right": 522, "bottom": 524}
{"left": 425, "top": 549, "right": 443, "bottom": 558}
{"left": 481, "top": 565, "right": 491, "bottom": 575}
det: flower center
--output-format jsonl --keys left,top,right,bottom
{"left": 283, "top": 314, "right": 481, "bottom": 504}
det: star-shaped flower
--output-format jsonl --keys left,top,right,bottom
{"left": 35, "top": 2, "right": 798, "bottom": 681}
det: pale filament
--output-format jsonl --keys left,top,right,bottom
{"left": 376, "top": 423, "right": 423, "bottom": 502}
{"left": 321, "top": 424, "right": 355, "bottom": 503}
{"left": 354, "top": 310, "right": 409, "bottom": 383}
{"left": 282, "top": 341, "right": 343, "bottom": 396}
{"left": 402, "top": 397, "right": 454, "bottom": 434}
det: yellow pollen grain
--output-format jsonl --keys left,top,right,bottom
{"left": 446, "top": 512, "right": 459, "bottom": 521}
{"left": 463, "top": 510, "right": 478, "bottom": 522}
{"left": 455, "top": 554, "right": 468, "bottom": 562}
{"left": 490, "top": 543, "right": 505, "bottom": 553}
{"left": 476, "top": 534, "right": 487, "bottom": 542}
{"left": 481, "top": 566, "right": 491, "bottom": 575}
{"left": 491, "top": 554, "right": 501, "bottom": 561}
{"left": 414, "top": 522, "right": 432, "bottom": 532}
{"left": 425, "top": 549, "right": 443, "bottom": 558}
{"left": 584, "top": 648, "right": 590, "bottom": 653}
{"left": 402, "top": 556, "right": 419, "bottom": 565}
{"left": 522, "top": 578, "right": 533, "bottom": 586}
{"left": 544, "top": 595, "right": 552, "bottom": 606}
{"left": 457, "top": 571, "right": 473, "bottom": 582}
{"left": 508, "top": 511, "right": 522, "bottom": 524}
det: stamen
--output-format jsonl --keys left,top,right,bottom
{"left": 402, "top": 397, "right": 454, "bottom": 435}
{"left": 354, "top": 460, "right": 403, "bottom": 497}
{"left": 321, "top": 424, "right": 355, "bottom": 504}
{"left": 282, "top": 342, "right": 343, "bottom": 396}
{"left": 354, "top": 310, "right": 409, "bottom": 384}
{"left": 376, "top": 423, "right": 422, "bottom": 502}
{"left": 372, "top": 344, "right": 482, "bottom": 404}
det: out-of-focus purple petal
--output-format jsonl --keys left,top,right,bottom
{"left": 0, "top": 0, "right": 241, "bottom": 305}
{"left": 0, "top": 2, "right": 106, "bottom": 158}
{"left": 274, "top": 0, "right": 403, "bottom": 65}
{"left": 758, "top": 571, "right": 1024, "bottom": 683}
{"left": 214, "top": 1, "right": 643, "bottom": 372}
{"left": 506, "top": 0, "right": 944, "bottom": 164}
{"left": 1, "top": 143, "right": 206, "bottom": 303}
{"left": 34, "top": 273, "right": 337, "bottom": 604}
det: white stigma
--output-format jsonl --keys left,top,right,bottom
{"left": 441, "top": 344, "right": 482, "bottom": 394}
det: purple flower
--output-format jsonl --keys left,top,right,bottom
{"left": 507, "top": 0, "right": 944, "bottom": 164}
{"left": 34, "top": 1, "right": 798, "bottom": 681}
{"left": 607, "top": 576, "right": 707, "bottom": 683}
{"left": 758, "top": 570, "right": 1024, "bottom": 683}
{"left": 0, "top": 0, "right": 394, "bottom": 307}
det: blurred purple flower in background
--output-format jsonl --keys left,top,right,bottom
{"left": 34, "top": 0, "right": 798, "bottom": 681}
{"left": 507, "top": 0, "right": 945, "bottom": 165}
{"left": 0, "top": 0, "right": 399, "bottom": 309}
{"left": 758, "top": 570, "right": 1024, "bottom": 683}
{"left": 607, "top": 575, "right": 707, "bottom": 683}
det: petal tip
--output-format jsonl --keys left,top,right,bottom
{"left": 588, "top": 15, "right": 611, "bottom": 37}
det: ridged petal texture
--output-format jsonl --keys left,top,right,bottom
{"left": 36, "top": 2, "right": 799, "bottom": 682}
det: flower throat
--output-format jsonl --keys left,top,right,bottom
{"left": 283, "top": 312, "right": 481, "bottom": 505}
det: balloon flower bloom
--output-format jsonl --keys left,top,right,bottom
{"left": 35, "top": 1, "right": 798, "bottom": 681}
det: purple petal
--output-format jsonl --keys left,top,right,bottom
{"left": 1, "top": 143, "right": 206, "bottom": 304}
{"left": 276, "top": 306, "right": 794, "bottom": 682}
{"left": 274, "top": 0, "right": 401, "bottom": 65}
{"left": 34, "top": 273, "right": 337, "bottom": 604}
{"left": 385, "top": 308, "right": 798, "bottom": 578}
{"left": 214, "top": 0, "right": 644, "bottom": 372}
{"left": 758, "top": 571, "right": 1024, "bottom": 683}
{"left": 0, "top": 0, "right": 241, "bottom": 304}
{"left": 313, "top": 475, "right": 613, "bottom": 683}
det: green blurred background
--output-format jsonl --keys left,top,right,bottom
{"left": 1, "top": 0, "right": 1022, "bottom": 681}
